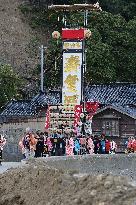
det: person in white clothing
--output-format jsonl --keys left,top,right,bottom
{"left": 110, "top": 140, "right": 117, "bottom": 154}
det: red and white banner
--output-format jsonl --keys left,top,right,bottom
{"left": 85, "top": 102, "right": 99, "bottom": 119}
{"left": 74, "top": 105, "right": 83, "bottom": 127}
{"left": 45, "top": 106, "right": 50, "bottom": 129}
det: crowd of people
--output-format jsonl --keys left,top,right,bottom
{"left": 19, "top": 127, "right": 118, "bottom": 160}
{"left": 1, "top": 127, "right": 136, "bottom": 163}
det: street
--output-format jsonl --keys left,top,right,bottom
{"left": 0, "top": 162, "right": 21, "bottom": 174}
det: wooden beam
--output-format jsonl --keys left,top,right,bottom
{"left": 48, "top": 4, "right": 102, "bottom": 12}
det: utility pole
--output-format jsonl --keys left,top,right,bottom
{"left": 40, "top": 45, "right": 47, "bottom": 92}
{"left": 40, "top": 45, "right": 44, "bottom": 92}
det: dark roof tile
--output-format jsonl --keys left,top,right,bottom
{"left": 0, "top": 101, "right": 36, "bottom": 116}
{"left": 85, "top": 84, "right": 136, "bottom": 105}
{"left": 0, "top": 84, "right": 135, "bottom": 117}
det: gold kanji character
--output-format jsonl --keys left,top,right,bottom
{"left": 64, "top": 95, "right": 78, "bottom": 104}
{"left": 64, "top": 74, "right": 79, "bottom": 93}
{"left": 63, "top": 42, "right": 70, "bottom": 49}
{"left": 75, "top": 42, "right": 81, "bottom": 48}
{"left": 64, "top": 55, "right": 80, "bottom": 72}
{"left": 72, "top": 43, "right": 75, "bottom": 48}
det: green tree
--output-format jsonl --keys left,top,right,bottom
{"left": 19, "top": 1, "right": 136, "bottom": 88}
{"left": 93, "top": 0, "right": 136, "bottom": 21}
{"left": 124, "top": 17, "right": 136, "bottom": 82}
{"left": 86, "top": 11, "right": 136, "bottom": 83}
{"left": 31, "top": 39, "right": 62, "bottom": 89}
{"left": 43, "top": 39, "right": 62, "bottom": 88}
{"left": 86, "top": 28, "right": 116, "bottom": 83}
{"left": 0, "top": 64, "right": 22, "bottom": 109}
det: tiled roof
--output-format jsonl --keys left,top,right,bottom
{"left": 31, "top": 84, "right": 136, "bottom": 106}
{"left": 0, "top": 100, "right": 37, "bottom": 117}
{"left": 115, "top": 105, "right": 136, "bottom": 118}
{"left": 96, "top": 104, "right": 136, "bottom": 119}
{"left": 85, "top": 84, "right": 136, "bottom": 105}
{"left": 31, "top": 91, "right": 60, "bottom": 107}
{"left": 0, "top": 84, "right": 135, "bottom": 117}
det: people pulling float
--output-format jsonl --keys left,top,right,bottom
{"left": 0, "top": 134, "right": 6, "bottom": 165}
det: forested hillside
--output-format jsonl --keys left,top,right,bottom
{"left": 0, "top": 0, "right": 136, "bottom": 108}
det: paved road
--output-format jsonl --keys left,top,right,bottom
{"left": 1, "top": 154, "right": 136, "bottom": 181}
{"left": 0, "top": 162, "right": 21, "bottom": 174}
{"left": 42, "top": 154, "right": 136, "bottom": 181}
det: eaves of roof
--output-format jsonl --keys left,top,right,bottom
{"left": 94, "top": 105, "right": 136, "bottom": 120}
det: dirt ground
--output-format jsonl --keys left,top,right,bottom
{"left": 0, "top": 159, "right": 136, "bottom": 205}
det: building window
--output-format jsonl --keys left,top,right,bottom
{"left": 102, "top": 120, "right": 119, "bottom": 136}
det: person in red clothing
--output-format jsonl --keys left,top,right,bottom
{"left": 132, "top": 137, "right": 136, "bottom": 153}
{"left": 105, "top": 139, "right": 111, "bottom": 154}
{"left": 127, "top": 137, "right": 136, "bottom": 153}
{"left": 127, "top": 137, "right": 133, "bottom": 153}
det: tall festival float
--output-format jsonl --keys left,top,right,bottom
{"left": 45, "top": 3, "right": 102, "bottom": 136}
